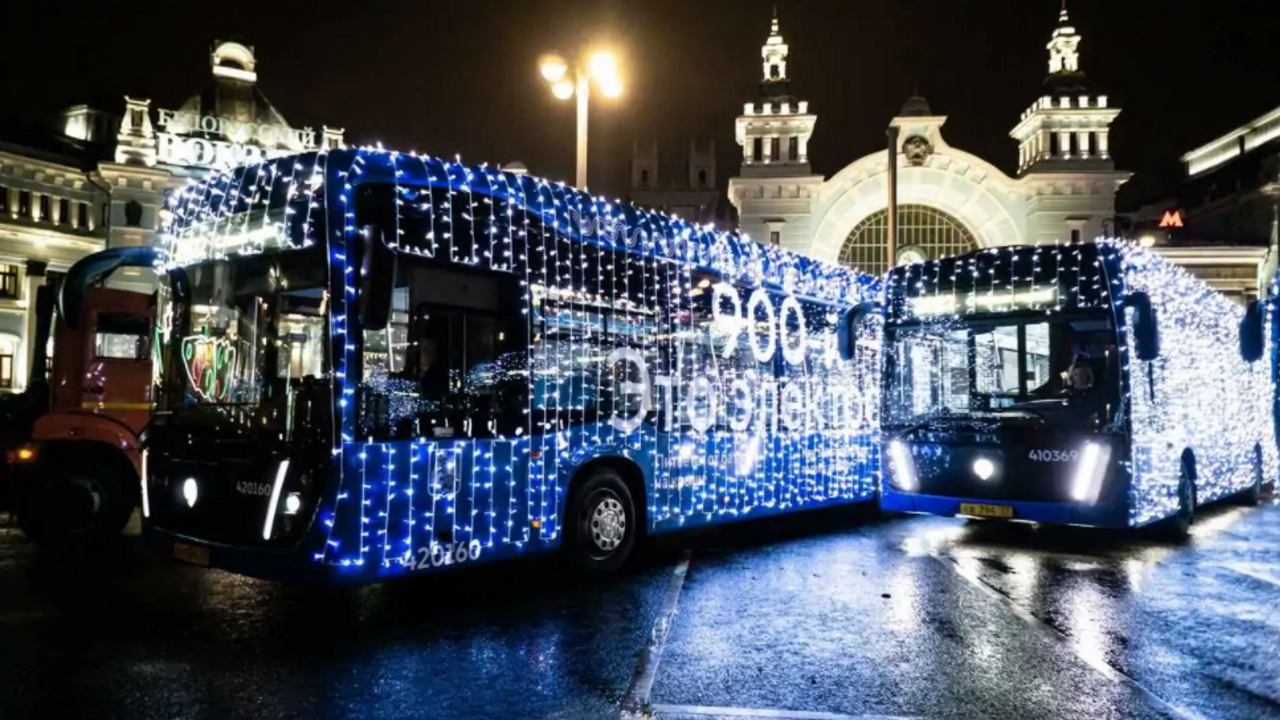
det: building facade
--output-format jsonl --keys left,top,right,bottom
{"left": 628, "top": 139, "right": 735, "bottom": 229}
{"left": 1123, "top": 104, "right": 1280, "bottom": 301}
{"left": 0, "top": 40, "right": 343, "bottom": 393}
{"left": 728, "top": 5, "right": 1130, "bottom": 275}
{"left": 0, "top": 131, "right": 111, "bottom": 390}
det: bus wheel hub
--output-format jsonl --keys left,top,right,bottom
{"left": 591, "top": 498, "right": 626, "bottom": 552}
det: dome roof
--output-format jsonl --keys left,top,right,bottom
{"left": 170, "top": 41, "right": 305, "bottom": 151}
{"left": 899, "top": 94, "right": 933, "bottom": 117}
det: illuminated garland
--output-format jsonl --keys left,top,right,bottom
{"left": 883, "top": 241, "right": 1276, "bottom": 525}
{"left": 160, "top": 148, "right": 882, "bottom": 576}
{"left": 1116, "top": 242, "right": 1276, "bottom": 524}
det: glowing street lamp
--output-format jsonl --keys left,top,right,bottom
{"left": 539, "top": 50, "right": 624, "bottom": 189}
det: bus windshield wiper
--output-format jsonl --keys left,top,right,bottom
{"left": 885, "top": 415, "right": 958, "bottom": 439}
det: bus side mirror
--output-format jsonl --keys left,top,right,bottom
{"left": 358, "top": 225, "right": 397, "bottom": 332}
{"left": 1240, "top": 299, "right": 1265, "bottom": 363}
{"left": 1125, "top": 291, "right": 1160, "bottom": 361}
{"left": 838, "top": 302, "right": 880, "bottom": 361}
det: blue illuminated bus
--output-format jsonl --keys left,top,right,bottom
{"left": 879, "top": 242, "right": 1274, "bottom": 535}
{"left": 141, "top": 149, "right": 881, "bottom": 583}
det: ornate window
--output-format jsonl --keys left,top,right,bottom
{"left": 0, "top": 333, "right": 18, "bottom": 390}
{"left": 838, "top": 204, "right": 978, "bottom": 275}
{"left": 0, "top": 264, "right": 18, "bottom": 299}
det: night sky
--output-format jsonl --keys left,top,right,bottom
{"left": 5, "top": 1, "right": 1280, "bottom": 205}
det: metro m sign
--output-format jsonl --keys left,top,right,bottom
{"left": 1158, "top": 210, "right": 1184, "bottom": 229}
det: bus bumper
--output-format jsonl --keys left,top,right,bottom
{"left": 881, "top": 488, "right": 1128, "bottom": 528}
{"left": 142, "top": 524, "right": 352, "bottom": 584}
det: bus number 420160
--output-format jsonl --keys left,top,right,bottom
{"left": 405, "top": 540, "right": 483, "bottom": 570}
{"left": 1028, "top": 449, "right": 1079, "bottom": 462}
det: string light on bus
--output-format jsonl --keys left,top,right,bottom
{"left": 162, "top": 148, "right": 882, "bottom": 575}
{"left": 884, "top": 240, "right": 1277, "bottom": 524}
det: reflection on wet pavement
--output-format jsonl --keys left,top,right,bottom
{"left": 0, "top": 495, "right": 1277, "bottom": 719}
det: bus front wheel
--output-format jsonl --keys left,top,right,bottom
{"left": 1234, "top": 446, "right": 1264, "bottom": 506}
{"left": 1160, "top": 470, "right": 1196, "bottom": 541}
{"left": 567, "top": 468, "right": 636, "bottom": 576}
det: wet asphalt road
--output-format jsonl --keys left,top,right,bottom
{"left": 1, "top": 496, "right": 1278, "bottom": 720}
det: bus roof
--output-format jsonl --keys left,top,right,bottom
{"left": 162, "top": 148, "right": 878, "bottom": 308}
{"left": 884, "top": 242, "right": 1118, "bottom": 322}
{"left": 884, "top": 240, "right": 1233, "bottom": 323}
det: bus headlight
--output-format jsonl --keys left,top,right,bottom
{"left": 262, "top": 459, "right": 291, "bottom": 540}
{"left": 284, "top": 492, "right": 302, "bottom": 515}
{"left": 182, "top": 477, "right": 199, "bottom": 508}
{"left": 888, "top": 440, "right": 918, "bottom": 492}
{"left": 141, "top": 449, "right": 151, "bottom": 518}
{"left": 972, "top": 457, "right": 996, "bottom": 481}
{"left": 1070, "top": 442, "right": 1110, "bottom": 503}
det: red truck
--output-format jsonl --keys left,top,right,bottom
{"left": 3, "top": 247, "right": 160, "bottom": 549}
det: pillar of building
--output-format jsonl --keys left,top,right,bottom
{"left": 20, "top": 260, "right": 47, "bottom": 390}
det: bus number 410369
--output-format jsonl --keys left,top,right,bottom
{"left": 405, "top": 540, "right": 483, "bottom": 570}
{"left": 1028, "top": 449, "right": 1079, "bottom": 462}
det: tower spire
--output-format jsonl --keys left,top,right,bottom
{"left": 1010, "top": 1, "right": 1119, "bottom": 175}
{"left": 735, "top": 5, "right": 814, "bottom": 177}
{"left": 1046, "top": 0, "right": 1083, "bottom": 86}
{"left": 761, "top": 6, "right": 790, "bottom": 91}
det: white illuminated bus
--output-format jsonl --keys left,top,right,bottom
{"left": 879, "top": 242, "right": 1274, "bottom": 535}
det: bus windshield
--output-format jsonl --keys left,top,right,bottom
{"left": 884, "top": 313, "right": 1120, "bottom": 431}
{"left": 162, "top": 250, "right": 328, "bottom": 432}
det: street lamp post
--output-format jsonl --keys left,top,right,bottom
{"left": 540, "top": 51, "right": 623, "bottom": 189}
{"left": 886, "top": 124, "right": 900, "bottom": 272}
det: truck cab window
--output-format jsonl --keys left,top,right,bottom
{"left": 95, "top": 312, "right": 149, "bottom": 361}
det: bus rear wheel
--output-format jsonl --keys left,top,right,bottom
{"left": 566, "top": 468, "right": 636, "bottom": 576}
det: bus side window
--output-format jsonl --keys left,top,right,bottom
{"left": 405, "top": 267, "right": 526, "bottom": 438}
{"left": 356, "top": 261, "right": 412, "bottom": 438}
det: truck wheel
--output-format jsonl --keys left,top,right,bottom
{"left": 16, "top": 460, "right": 134, "bottom": 551}
{"left": 566, "top": 468, "right": 636, "bottom": 576}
